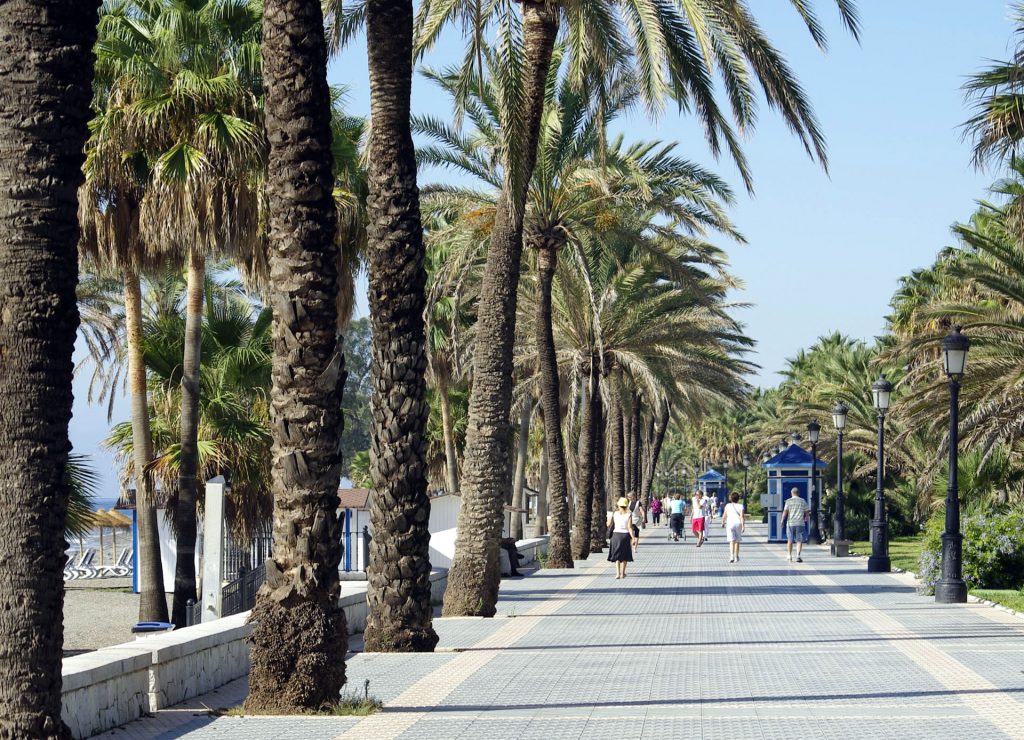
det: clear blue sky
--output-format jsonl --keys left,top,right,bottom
{"left": 70, "top": 1, "right": 1019, "bottom": 496}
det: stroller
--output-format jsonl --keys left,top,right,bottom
{"left": 668, "top": 510, "right": 687, "bottom": 542}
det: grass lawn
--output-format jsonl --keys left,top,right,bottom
{"left": 849, "top": 535, "right": 925, "bottom": 573}
{"left": 971, "top": 589, "right": 1024, "bottom": 613}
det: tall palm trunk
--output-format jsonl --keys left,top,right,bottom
{"left": 631, "top": 398, "right": 642, "bottom": 496}
{"left": 245, "top": 0, "right": 347, "bottom": 711}
{"left": 510, "top": 400, "right": 531, "bottom": 539}
{"left": 623, "top": 402, "right": 633, "bottom": 493}
{"left": 0, "top": 2, "right": 96, "bottom": 734}
{"left": 538, "top": 425, "right": 549, "bottom": 535}
{"left": 125, "top": 270, "right": 168, "bottom": 624}
{"left": 571, "top": 361, "right": 599, "bottom": 560}
{"left": 609, "top": 388, "right": 625, "bottom": 504}
{"left": 363, "top": 0, "right": 438, "bottom": 653}
{"left": 444, "top": 2, "right": 559, "bottom": 616}
{"left": 641, "top": 401, "right": 670, "bottom": 503}
{"left": 533, "top": 244, "right": 572, "bottom": 567}
{"left": 172, "top": 249, "right": 204, "bottom": 628}
{"left": 438, "top": 377, "right": 460, "bottom": 494}
{"left": 589, "top": 393, "right": 606, "bottom": 554}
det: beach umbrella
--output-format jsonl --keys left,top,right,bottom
{"left": 107, "top": 509, "right": 131, "bottom": 563}
{"left": 89, "top": 509, "right": 108, "bottom": 565}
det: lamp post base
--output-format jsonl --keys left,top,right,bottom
{"left": 935, "top": 578, "right": 968, "bottom": 604}
{"left": 867, "top": 555, "right": 890, "bottom": 573}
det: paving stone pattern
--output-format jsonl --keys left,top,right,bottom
{"left": 94, "top": 524, "right": 1024, "bottom": 739}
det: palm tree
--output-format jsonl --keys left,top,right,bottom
{"left": 359, "top": 0, "right": 439, "bottom": 653}
{"left": 86, "top": 0, "right": 265, "bottom": 627}
{"left": 104, "top": 274, "right": 274, "bottom": 544}
{"left": 0, "top": 1, "right": 97, "bottom": 734}
{"left": 421, "top": 55, "right": 745, "bottom": 572}
{"left": 415, "top": 0, "right": 859, "bottom": 616}
{"left": 963, "top": 2, "right": 1024, "bottom": 170}
{"left": 244, "top": 0, "right": 348, "bottom": 712}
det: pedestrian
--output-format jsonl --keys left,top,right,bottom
{"left": 607, "top": 496, "right": 638, "bottom": 578}
{"left": 650, "top": 495, "right": 663, "bottom": 526}
{"left": 668, "top": 493, "right": 686, "bottom": 541}
{"left": 780, "top": 487, "right": 810, "bottom": 562}
{"left": 627, "top": 493, "right": 645, "bottom": 548}
{"left": 690, "top": 490, "right": 706, "bottom": 547}
{"left": 721, "top": 492, "right": 746, "bottom": 563}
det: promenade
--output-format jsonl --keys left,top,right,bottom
{"left": 97, "top": 523, "right": 1024, "bottom": 739}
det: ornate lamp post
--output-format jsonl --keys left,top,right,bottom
{"left": 742, "top": 454, "right": 751, "bottom": 510}
{"left": 868, "top": 375, "right": 893, "bottom": 573}
{"left": 936, "top": 326, "right": 970, "bottom": 604}
{"left": 807, "top": 420, "right": 822, "bottom": 544}
{"left": 831, "top": 401, "right": 849, "bottom": 555}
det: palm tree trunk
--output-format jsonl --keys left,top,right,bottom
{"left": 125, "top": 269, "right": 168, "bottom": 624}
{"left": 641, "top": 401, "right": 670, "bottom": 503}
{"left": 622, "top": 404, "right": 632, "bottom": 494}
{"left": 640, "top": 410, "right": 654, "bottom": 503}
{"left": 0, "top": 2, "right": 96, "bottom": 734}
{"left": 245, "top": 0, "right": 347, "bottom": 711}
{"left": 630, "top": 396, "right": 642, "bottom": 495}
{"left": 538, "top": 428, "right": 549, "bottom": 535}
{"left": 571, "top": 361, "right": 599, "bottom": 560}
{"left": 171, "top": 249, "right": 204, "bottom": 628}
{"left": 609, "top": 387, "right": 625, "bottom": 504}
{"left": 589, "top": 391, "right": 606, "bottom": 554}
{"left": 533, "top": 245, "right": 572, "bottom": 568}
{"left": 443, "top": 2, "right": 559, "bottom": 616}
{"left": 438, "top": 378, "right": 460, "bottom": 494}
{"left": 510, "top": 400, "right": 531, "bottom": 539}
{"left": 363, "top": 0, "right": 438, "bottom": 653}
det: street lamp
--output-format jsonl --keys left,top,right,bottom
{"left": 832, "top": 400, "right": 849, "bottom": 554}
{"left": 742, "top": 454, "right": 751, "bottom": 510}
{"left": 936, "top": 326, "right": 970, "bottom": 604}
{"left": 777, "top": 439, "right": 787, "bottom": 454}
{"left": 868, "top": 375, "right": 893, "bottom": 573}
{"left": 807, "top": 420, "right": 822, "bottom": 544}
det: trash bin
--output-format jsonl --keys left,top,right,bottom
{"left": 131, "top": 621, "right": 175, "bottom": 639}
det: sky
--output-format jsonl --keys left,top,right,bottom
{"left": 69, "top": 1, "right": 1021, "bottom": 497}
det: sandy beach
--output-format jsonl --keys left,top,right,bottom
{"left": 63, "top": 579, "right": 167, "bottom": 656}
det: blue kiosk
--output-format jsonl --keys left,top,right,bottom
{"left": 761, "top": 444, "right": 825, "bottom": 543}
{"left": 696, "top": 468, "right": 727, "bottom": 510}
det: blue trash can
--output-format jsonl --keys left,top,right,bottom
{"left": 131, "top": 621, "right": 175, "bottom": 638}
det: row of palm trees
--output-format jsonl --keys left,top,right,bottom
{"left": 679, "top": 176, "right": 1024, "bottom": 540}
{"left": 0, "top": 0, "right": 863, "bottom": 731}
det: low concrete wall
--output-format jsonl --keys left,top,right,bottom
{"left": 62, "top": 613, "right": 251, "bottom": 739}
{"left": 61, "top": 542, "right": 544, "bottom": 739}
{"left": 342, "top": 568, "right": 449, "bottom": 633}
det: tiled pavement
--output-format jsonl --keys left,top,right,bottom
{"left": 94, "top": 523, "right": 1024, "bottom": 739}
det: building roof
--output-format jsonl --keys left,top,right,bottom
{"left": 697, "top": 469, "right": 727, "bottom": 482}
{"left": 338, "top": 488, "right": 371, "bottom": 509}
{"left": 762, "top": 444, "right": 826, "bottom": 469}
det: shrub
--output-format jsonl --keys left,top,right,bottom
{"left": 918, "top": 505, "right": 1024, "bottom": 593}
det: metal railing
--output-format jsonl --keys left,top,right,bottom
{"left": 221, "top": 563, "right": 265, "bottom": 618}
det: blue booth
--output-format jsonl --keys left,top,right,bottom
{"left": 761, "top": 444, "right": 826, "bottom": 543}
{"left": 696, "top": 469, "right": 727, "bottom": 510}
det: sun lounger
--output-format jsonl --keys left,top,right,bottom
{"left": 95, "top": 548, "right": 133, "bottom": 578}
{"left": 64, "top": 549, "right": 97, "bottom": 581}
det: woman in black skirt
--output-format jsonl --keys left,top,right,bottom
{"left": 606, "top": 496, "right": 638, "bottom": 578}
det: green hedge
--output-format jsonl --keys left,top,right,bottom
{"left": 918, "top": 505, "right": 1024, "bottom": 592}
